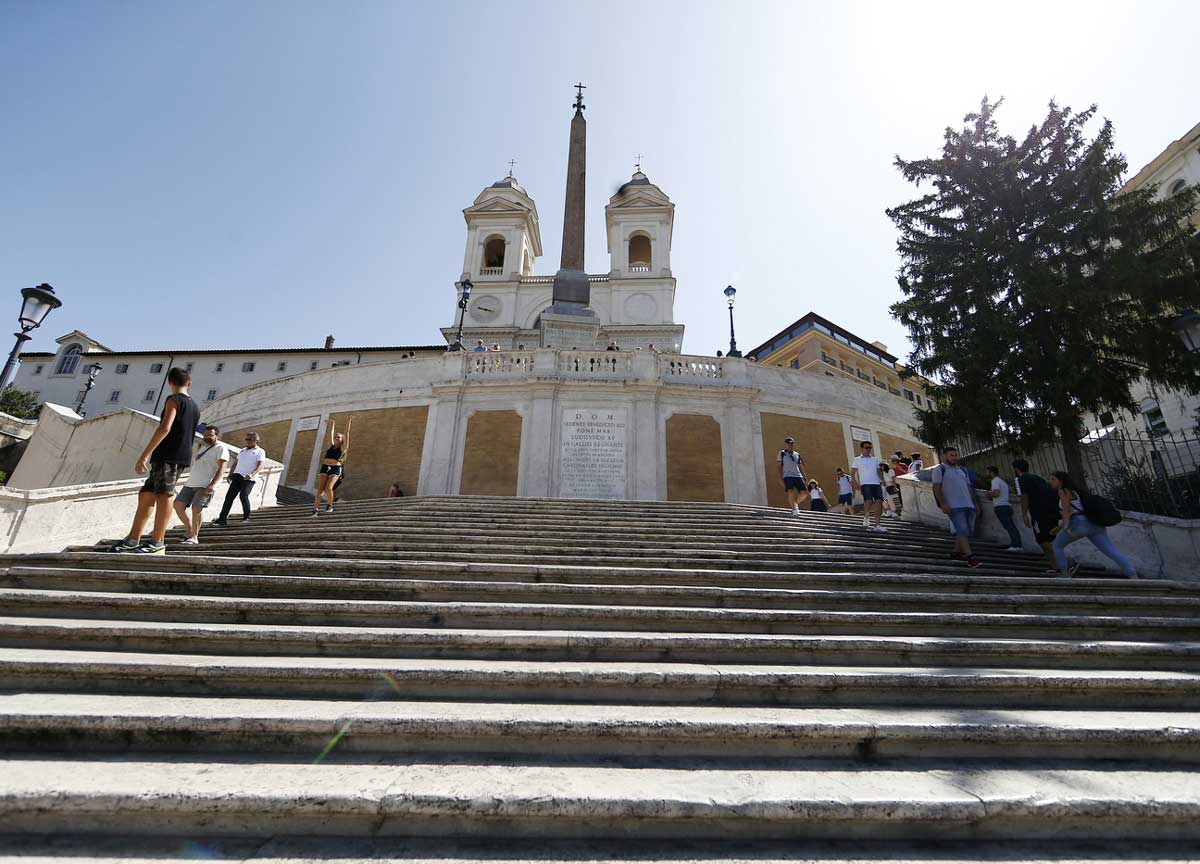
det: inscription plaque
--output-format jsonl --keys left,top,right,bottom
{"left": 559, "top": 409, "right": 627, "bottom": 499}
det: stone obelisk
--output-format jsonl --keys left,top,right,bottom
{"left": 541, "top": 83, "right": 600, "bottom": 348}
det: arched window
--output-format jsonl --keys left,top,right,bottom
{"left": 628, "top": 234, "right": 651, "bottom": 270}
{"left": 1170, "top": 178, "right": 1187, "bottom": 196}
{"left": 482, "top": 237, "right": 506, "bottom": 272}
{"left": 55, "top": 343, "right": 83, "bottom": 375}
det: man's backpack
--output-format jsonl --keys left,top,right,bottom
{"left": 1080, "top": 492, "right": 1122, "bottom": 527}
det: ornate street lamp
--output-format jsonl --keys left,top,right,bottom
{"left": 0, "top": 283, "right": 62, "bottom": 390}
{"left": 75, "top": 363, "right": 103, "bottom": 417}
{"left": 448, "top": 278, "right": 474, "bottom": 352}
{"left": 723, "top": 284, "right": 742, "bottom": 358}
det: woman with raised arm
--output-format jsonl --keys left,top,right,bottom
{"left": 312, "top": 417, "right": 351, "bottom": 516}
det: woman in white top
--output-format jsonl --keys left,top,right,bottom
{"left": 1049, "top": 471, "right": 1136, "bottom": 579}
{"left": 807, "top": 479, "right": 827, "bottom": 512}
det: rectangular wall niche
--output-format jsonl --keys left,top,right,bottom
{"left": 461, "top": 409, "right": 522, "bottom": 496}
{"left": 559, "top": 408, "right": 627, "bottom": 499}
{"left": 666, "top": 413, "right": 725, "bottom": 502}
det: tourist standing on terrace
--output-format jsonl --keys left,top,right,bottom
{"left": 105, "top": 367, "right": 199, "bottom": 555}
{"left": 313, "top": 417, "right": 351, "bottom": 516}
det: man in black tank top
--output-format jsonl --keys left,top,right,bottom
{"left": 105, "top": 367, "right": 200, "bottom": 555}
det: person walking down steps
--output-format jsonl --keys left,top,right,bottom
{"left": 313, "top": 417, "right": 351, "bottom": 516}
{"left": 213, "top": 432, "right": 266, "bottom": 527}
{"left": 777, "top": 436, "right": 808, "bottom": 516}
{"left": 1049, "top": 471, "right": 1137, "bottom": 580}
{"left": 104, "top": 367, "right": 200, "bottom": 555}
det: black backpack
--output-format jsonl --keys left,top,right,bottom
{"left": 1080, "top": 492, "right": 1122, "bottom": 527}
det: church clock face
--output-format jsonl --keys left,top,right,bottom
{"left": 469, "top": 295, "right": 502, "bottom": 323}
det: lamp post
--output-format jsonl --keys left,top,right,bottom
{"left": 75, "top": 363, "right": 102, "bottom": 417}
{"left": 723, "top": 284, "right": 742, "bottom": 358}
{"left": 0, "top": 283, "right": 62, "bottom": 391}
{"left": 448, "top": 278, "right": 474, "bottom": 352}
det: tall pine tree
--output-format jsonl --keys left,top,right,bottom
{"left": 888, "top": 99, "right": 1200, "bottom": 487}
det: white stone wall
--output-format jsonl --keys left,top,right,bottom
{"left": 204, "top": 350, "right": 928, "bottom": 506}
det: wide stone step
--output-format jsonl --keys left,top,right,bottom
{"left": 77, "top": 544, "right": 1113, "bottom": 575}
{"left": 12, "top": 556, "right": 1191, "bottom": 598}
{"left": 4, "top": 693, "right": 1198, "bottom": 762}
{"left": 3, "top": 758, "right": 1198, "bottom": 840}
{"left": 3, "top": 616, "right": 1197, "bottom": 670}
{"left": 6, "top": 567, "right": 1195, "bottom": 618}
{"left": 5, "top": 588, "right": 1197, "bottom": 641}
{"left": 4, "top": 648, "right": 1198, "bottom": 708}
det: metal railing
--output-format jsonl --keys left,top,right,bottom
{"left": 952, "top": 423, "right": 1200, "bottom": 519}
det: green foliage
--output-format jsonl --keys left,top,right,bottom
{"left": 0, "top": 387, "right": 41, "bottom": 420}
{"left": 888, "top": 98, "right": 1200, "bottom": 476}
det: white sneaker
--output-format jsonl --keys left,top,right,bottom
{"left": 862, "top": 518, "right": 871, "bottom": 527}
{"left": 1004, "top": 546, "right": 1022, "bottom": 552}
{"left": 792, "top": 507, "right": 800, "bottom": 516}
{"left": 873, "top": 524, "right": 888, "bottom": 533}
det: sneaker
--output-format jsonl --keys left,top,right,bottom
{"left": 862, "top": 518, "right": 871, "bottom": 528}
{"left": 1004, "top": 546, "right": 1022, "bottom": 552}
{"left": 872, "top": 524, "right": 888, "bottom": 533}
{"left": 105, "top": 538, "right": 141, "bottom": 553}
{"left": 180, "top": 536, "right": 199, "bottom": 545}
{"left": 212, "top": 520, "right": 228, "bottom": 528}
{"left": 324, "top": 505, "right": 334, "bottom": 514}
{"left": 131, "top": 541, "right": 166, "bottom": 555}
{"left": 241, "top": 516, "right": 251, "bottom": 522}
{"left": 965, "top": 555, "right": 983, "bottom": 569}
{"left": 311, "top": 509, "right": 321, "bottom": 517}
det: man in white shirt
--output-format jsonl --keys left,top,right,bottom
{"left": 174, "top": 425, "right": 229, "bottom": 545}
{"left": 214, "top": 431, "right": 266, "bottom": 527}
{"left": 850, "top": 440, "right": 887, "bottom": 532}
{"left": 909, "top": 453, "right": 925, "bottom": 472}
{"left": 987, "top": 465, "right": 1023, "bottom": 551}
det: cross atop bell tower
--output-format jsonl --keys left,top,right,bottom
{"left": 573, "top": 82, "right": 586, "bottom": 112}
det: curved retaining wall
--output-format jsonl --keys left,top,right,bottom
{"left": 204, "top": 350, "right": 931, "bottom": 506}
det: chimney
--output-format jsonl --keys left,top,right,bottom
{"left": 324, "top": 335, "right": 335, "bottom": 350}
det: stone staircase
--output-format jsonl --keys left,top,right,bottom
{"left": 1, "top": 495, "right": 1199, "bottom": 860}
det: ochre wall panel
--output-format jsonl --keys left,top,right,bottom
{"left": 287, "top": 428, "right": 318, "bottom": 487}
{"left": 460, "top": 410, "right": 522, "bottom": 496}
{"left": 759, "top": 412, "right": 848, "bottom": 509}
{"left": 325, "top": 406, "right": 428, "bottom": 500}
{"left": 878, "top": 432, "right": 933, "bottom": 469}
{"left": 220, "top": 419, "right": 291, "bottom": 471}
{"left": 665, "top": 414, "right": 725, "bottom": 502}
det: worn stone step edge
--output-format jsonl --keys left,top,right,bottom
{"left": 6, "top": 589, "right": 1199, "bottom": 641}
{"left": 7, "top": 570, "right": 1193, "bottom": 616}
{"left": 4, "top": 694, "right": 1199, "bottom": 761}
{"left": 4, "top": 648, "right": 1199, "bottom": 708}
{"left": 2, "top": 760, "right": 1199, "bottom": 839}
{"left": 12, "top": 557, "right": 1187, "bottom": 596}
{"left": 4, "top": 617, "right": 1197, "bottom": 670}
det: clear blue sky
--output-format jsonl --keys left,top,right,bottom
{"left": 2, "top": 1, "right": 1194, "bottom": 360}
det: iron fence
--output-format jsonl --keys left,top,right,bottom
{"left": 951, "top": 424, "right": 1200, "bottom": 520}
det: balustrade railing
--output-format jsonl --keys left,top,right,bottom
{"left": 661, "top": 356, "right": 723, "bottom": 379}
{"left": 466, "top": 352, "right": 535, "bottom": 375}
{"left": 479, "top": 267, "right": 503, "bottom": 276}
{"left": 628, "top": 264, "right": 651, "bottom": 273}
{"left": 557, "top": 351, "right": 631, "bottom": 376}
